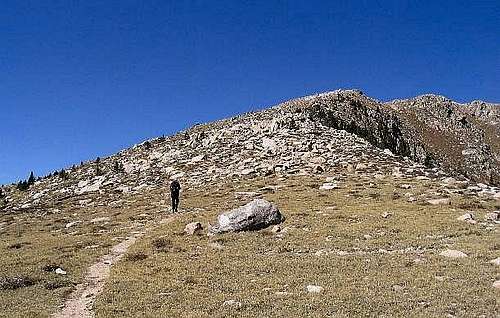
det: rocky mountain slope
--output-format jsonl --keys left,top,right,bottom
{"left": 1, "top": 90, "right": 499, "bottom": 213}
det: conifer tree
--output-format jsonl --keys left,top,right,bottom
{"left": 27, "top": 171, "right": 35, "bottom": 185}
{"left": 95, "top": 157, "right": 102, "bottom": 176}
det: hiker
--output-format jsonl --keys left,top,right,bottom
{"left": 170, "top": 179, "right": 181, "bottom": 212}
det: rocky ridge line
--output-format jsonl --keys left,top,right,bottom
{"left": 1, "top": 90, "right": 499, "bottom": 214}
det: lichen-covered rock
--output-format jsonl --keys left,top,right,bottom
{"left": 209, "top": 199, "right": 284, "bottom": 234}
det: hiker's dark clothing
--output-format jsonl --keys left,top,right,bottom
{"left": 170, "top": 180, "right": 181, "bottom": 212}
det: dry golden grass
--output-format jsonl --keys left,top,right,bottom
{"left": 0, "top": 187, "right": 169, "bottom": 318}
{"left": 94, "top": 175, "right": 499, "bottom": 317}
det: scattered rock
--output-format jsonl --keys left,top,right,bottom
{"left": 208, "top": 242, "right": 224, "bottom": 250}
{"left": 65, "top": 221, "right": 81, "bottom": 229}
{"left": 456, "top": 213, "right": 476, "bottom": 224}
{"left": 222, "top": 299, "right": 242, "bottom": 308}
{"left": 355, "top": 163, "right": 367, "bottom": 171}
{"left": 90, "top": 217, "right": 110, "bottom": 223}
{"left": 392, "top": 284, "right": 405, "bottom": 292}
{"left": 439, "top": 249, "right": 468, "bottom": 258}
{"left": 489, "top": 257, "right": 500, "bottom": 266}
{"left": 319, "top": 182, "right": 339, "bottom": 190}
{"left": 381, "top": 212, "right": 392, "bottom": 218}
{"left": 306, "top": 285, "right": 323, "bottom": 293}
{"left": 271, "top": 225, "right": 281, "bottom": 233}
{"left": 484, "top": 211, "right": 499, "bottom": 221}
{"left": 240, "top": 168, "right": 255, "bottom": 176}
{"left": 209, "top": 199, "right": 284, "bottom": 234}
{"left": 184, "top": 222, "right": 203, "bottom": 235}
{"left": 55, "top": 268, "right": 67, "bottom": 275}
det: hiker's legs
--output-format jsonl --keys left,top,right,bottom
{"left": 171, "top": 192, "right": 179, "bottom": 212}
{"left": 171, "top": 194, "right": 176, "bottom": 212}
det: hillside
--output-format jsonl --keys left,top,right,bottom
{"left": 0, "top": 90, "right": 499, "bottom": 317}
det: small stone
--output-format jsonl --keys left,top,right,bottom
{"left": 381, "top": 212, "right": 392, "bottom": 218}
{"left": 493, "top": 280, "right": 500, "bottom": 289}
{"left": 435, "top": 276, "right": 446, "bottom": 282}
{"left": 439, "top": 249, "right": 468, "bottom": 258}
{"left": 456, "top": 213, "right": 476, "bottom": 224}
{"left": 208, "top": 242, "right": 224, "bottom": 250}
{"left": 65, "top": 221, "right": 80, "bottom": 229}
{"left": 319, "top": 182, "right": 338, "bottom": 190}
{"left": 184, "top": 222, "right": 203, "bottom": 235}
{"left": 306, "top": 285, "right": 323, "bottom": 293}
{"left": 489, "top": 257, "right": 500, "bottom": 266}
{"left": 223, "top": 299, "right": 242, "bottom": 308}
{"left": 484, "top": 211, "right": 499, "bottom": 221}
{"left": 90, "top": 217, "right": 110, "bottom": 223}
{"left": 55, "top": 268, "right": 67, "bottom": 275}
{"left": 240, "top": 168, "right": 255, "bottom": 176}
{"left": 271, "top": 225, "right": 281, "bottom": 233}
{"left": 355, "top": 163, "right": 367, "bottom": 171}
{"left": 392, "top": 284, "right": 405, "bottom": 292}
{"left": 383, "top": 149, "right": 394, "bottom": 156}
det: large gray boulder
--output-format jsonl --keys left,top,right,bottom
{"left": 209, "top": 199, "right": 284, "bottom": 234}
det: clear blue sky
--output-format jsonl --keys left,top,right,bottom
{"left": 1, "top": 1, "right": 499, "bottom": 184}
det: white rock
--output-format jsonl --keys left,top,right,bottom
{"left": 319, "top": 183, "right": 338, "bottom": 190}
{"left": 190, "top": 154, "right": 205, "bottom": 164}
{"left": 79, "top": 199, "right": 92, "bottom": 206}
{"left": 439, "top": 249, "right": 468, "bottom": 258}
{"left": 493, "top": 280, "right": 500, "bottom": 289}
{"left": 222, "top": 300, "right": 242, "bottom": 308}
{"left": 78, "top": 177, "right": 105, "bottom": 194}
{"left": 489, "top": 257, "right": 500, "bottom": 266}
{"left": 55, "top": 268, "right": 67, "bottom": 275}
{"left": 271, "top": 225, "right": 281, "bottom": 233}
{"left": 65, "top": 221, "right": 81, "bottom": 229}
{"left": 355, "top": 163, "right": 367, "bottom": 171}
{"left": 306, "top": 285, "right": 324, "bottom": 293}
{"left": 456, "top": 213, "right": 476, "bottom": 224}
{"left": 240, "top": 168, "right": 255, "bottom": 175}
{"left": 91, "top": 217, "right": 110, "bottom": 223}
{"left": 462, "top": 148, "right": 476, "bottom": 156}
{"left": 117, "top": 186, "right": 130, "bottom": 194}
{"left": 484, "top": 211, "right": 499, "bottom": 221}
